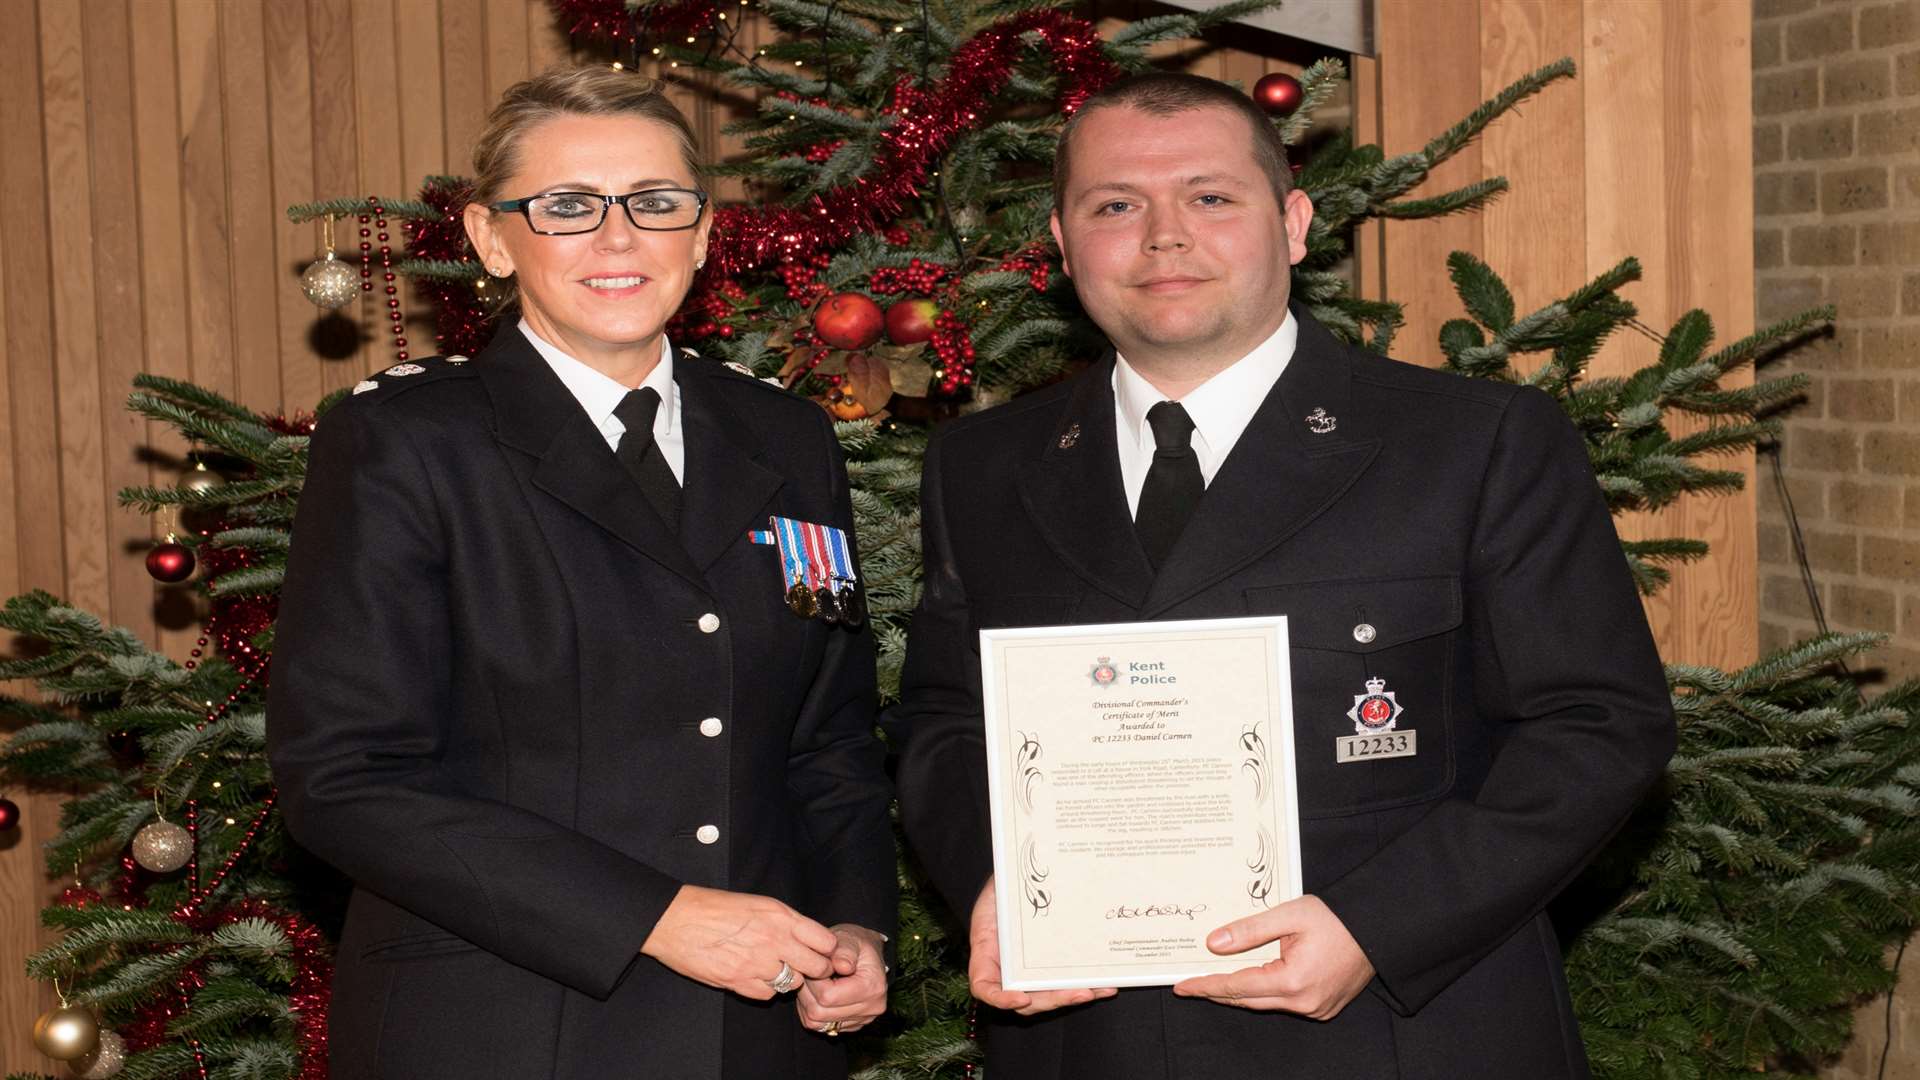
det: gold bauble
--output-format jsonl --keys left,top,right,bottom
{"left": 131, "top": 819, "right": 193, "bottom": 873}
{"left": 69, "top": 1029, "right": 125, "bottom": 1078}
{"left": 31, "top": 1005, "right": 98, "bottom": 1061}
{"left": 177, "top": 461, "right": 224, "bottom": 496}
{"left": 301, "top": 252, "right": 360, "bottom": 310}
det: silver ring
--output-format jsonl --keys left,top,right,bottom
{"left": 768, "top": 961, "right": 798, "bottom": 994}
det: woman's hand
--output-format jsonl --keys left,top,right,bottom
{"left": 796, "top": 923, "right": 889, "bottom": 1036}
{"left": 641, "top": 884, "right": 839, "bottom": 1000}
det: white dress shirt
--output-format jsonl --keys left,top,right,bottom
{"left": 1113, "top": 314, "right": 1298, "bottom": 517}
{"left": 519, "top": 320, "right": 685, "bottom": 483}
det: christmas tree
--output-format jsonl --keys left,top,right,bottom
{"left": 3, "top": 2, "right": 1917, "bottom": 1078}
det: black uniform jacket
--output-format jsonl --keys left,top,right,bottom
{"left": 888, "top": 308, "right": 1676, "bottom": 1080}
{"left": 267, "top": 325, "right": 895, "bottom": 1080}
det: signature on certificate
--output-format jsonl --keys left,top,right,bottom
{"left": 1104, "top": 902, "right": 1210, "bottom": 921}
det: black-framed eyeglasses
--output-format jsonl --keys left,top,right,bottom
{"left": 489, "top": 188, "right": 709, "bottom": 235}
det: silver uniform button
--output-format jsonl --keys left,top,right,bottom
{"left": 1353, "top": 623, "right": 1377, "bottom": 644}
{"left": 700, "top": 717, "right": 723, "bottom": 737}
{"left": 697, "top": 613, "right": 721, "bottom": 633}
{"left": 696, "top": 825, "right": 720, "bottom": 844}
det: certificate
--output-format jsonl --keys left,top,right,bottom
{"left": 980, "top": 616, "right": 1302, "bottom": 990}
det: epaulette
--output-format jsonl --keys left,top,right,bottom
{"left": 690, "top": 349, "right": 804, "bottom": 401}
{"left": 346, "top": 355, "right": 481, "bottom": 403}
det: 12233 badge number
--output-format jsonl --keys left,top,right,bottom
{"left": 1336, "top": 730, "right": 1417, "bottom": 763}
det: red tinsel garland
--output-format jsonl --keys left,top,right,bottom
{"left": 552, "top": 0, "right": 719, "bottom": 41}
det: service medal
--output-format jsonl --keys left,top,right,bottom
{"left": 836, "top": 584, "right": 865, "bottom": 627}
{"left": 814, "top": 585, "right": 843, "bottom": 625}
{"left": 786, "top": 581, "right": 819, "bottom": 618}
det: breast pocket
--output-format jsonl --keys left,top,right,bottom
{"left": 1246, "top": 575, "right": 1461, "bottom": 819}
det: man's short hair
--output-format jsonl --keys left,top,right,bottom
{"left": 1052, "top": 72, "right": 1293, "bottom": 214}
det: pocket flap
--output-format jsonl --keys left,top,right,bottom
{"left": 1245, "top": 575, "right": 1461, "bottom": 653}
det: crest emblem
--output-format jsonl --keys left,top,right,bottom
{"left": 1305, "top": 407, "right": 1337, "bottom": 435}
{"left": 1089, "top": 657, "right": 1119, "bottom": 688}
{"left": 384, "top": 363, "right": 427, "bottom": 377}
{"left": 352, "top": 380, "right": 379, "bottom": 395}
{"left": 1347, "top": 676, "right": 1403, "bottom": 733}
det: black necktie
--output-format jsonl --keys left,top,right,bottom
{"left": 613, "top": 387, "right": 681, "bottom": 530}
{"left": 1135, "top": 401, "right": 1203, "bottom": 568}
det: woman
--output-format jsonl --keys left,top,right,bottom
{"left": 267, "top": 66, "right": 894, "bottom": 1079}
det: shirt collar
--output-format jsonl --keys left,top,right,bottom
{"left": 518, "top": 319, "right": 676, "bottom": 435}
{"left": 1113, "top": 313, "right": 1297, "bottom": 455}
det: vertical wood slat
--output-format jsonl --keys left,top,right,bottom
{"left": 308, "top": 0, "right": 365, "bottom": 398}
{"left": 177, "top": 0, "right": 238, "bottom": 399}
{"left": 223, "top": 0, "right": 286, "bottom": 412}
{"left": 266, "top": 0, "right": 321, "bottom": 414}
{"left": 42, "top": 0, "right": 110, "bottom": 620}
{"left": 83, "top": 0, "right": 159, "bottom": 645}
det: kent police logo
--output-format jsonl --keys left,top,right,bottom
{"left": 1347, "top": 676, "right": 1404, "bottom": 733}
{"left": 1089, "top": 657, "right": 1119, "bottom": 688}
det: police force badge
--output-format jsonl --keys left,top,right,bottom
{"left": 1347, "top": 675, "right": 1403, "bottom": 733}
{"left": 1088, "top": 657, "right": 1119, "bottom": 688}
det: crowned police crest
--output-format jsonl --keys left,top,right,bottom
{"left": 1348, "top": 676, "right": 1404, "bottom": 733}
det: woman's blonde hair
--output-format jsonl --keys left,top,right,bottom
{"left": 470, "top": 65, "right": 703, "bottom": 206}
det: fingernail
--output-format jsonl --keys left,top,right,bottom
{"left": 1208, "top": 928, "right": 1231, "bottom": 950}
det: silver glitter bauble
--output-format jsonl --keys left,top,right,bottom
{"left": 69, "top": 1030, "right": 125, "bottom": 1079}
{"left": 301, "top": 252, "right": 359, "bottom": 310}
{"left": 131, "top": 820, "right": 193, "bottom": 873}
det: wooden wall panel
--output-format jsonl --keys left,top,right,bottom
{"left": 0, "top": 0, "right": 1754, "bottom": 1069}
{"left": 1368, "top": 0, "right": 1757, "bottom": 672}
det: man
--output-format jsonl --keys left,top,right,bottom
{"left": 889, "top": 72, "right": 1675, "bottom": 1079}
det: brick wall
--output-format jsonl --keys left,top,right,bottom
{"left": 1756, "top": 3, "right": 1920, "bottom": 1077}
{"left": 1754, "top": 0, "right": 1920, "bottom": 684}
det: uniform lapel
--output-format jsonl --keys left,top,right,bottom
{"left": 1015, "top": 357, "right": 1156, "bottom": 610}
{"left": 674, "top": 362, "right": 785, "bottom": 571}
{"left": 476, "top": 324, "right": 709, "bottom": 592}
{"left": 1141, "top": 310, "right": 1381, "bottom": 617}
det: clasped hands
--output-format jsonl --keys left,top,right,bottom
{"left": 641, "top": 883, "right": 888, "bottom": 1035}
{"left": 967, "top": 877, "right": 1373, "bottom": 1021}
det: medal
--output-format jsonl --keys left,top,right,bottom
{"left": 836, "top": 583, "right": 865, "bottom": 627}
{"left": 814, "top": 585, "right": 842, "bottom": 625}
{"left": 786, "top": 580, "right": 819, "bottom": 618}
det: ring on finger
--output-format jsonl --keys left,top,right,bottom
{"left": 768, "top": 961, "right": 799, "bottom": 994}
{"left": 821, "top": 1020, "right": 841, "bottom": 1036}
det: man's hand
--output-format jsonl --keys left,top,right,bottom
{"left": 640, "top": 884, "right": 838, "bottom": 1000}
{"left": 969, "top": 877, "right": 1117, "bottom": 1016}
{"left": 1171, "top": 894, "right": 1374, "bottom": 1020}
{"left": 797, "top": 923, "right": 889, "bottom": 1035}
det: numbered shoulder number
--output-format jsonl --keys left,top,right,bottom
{"left": 1336, "top": 730, "right": 1417, "bottom": 763}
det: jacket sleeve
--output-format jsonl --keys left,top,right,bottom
{"left": 1317, "top": 386, "right": 1678, "bottom": 1015}
{"left": 266, "top": 398, "right": 683, "bottom": 1001}
{"left": 787, "top": 411, "right": 897, "bottom": 939}
{"left": 884, "top": 432, "right": 998, "bottom": 919}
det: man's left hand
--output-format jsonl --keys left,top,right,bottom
{"left": 1171, "top": 894, "right": 1373, "bottom": 1020}
{"left": 796, "top": 923, "right": 889, "bottom": 1036}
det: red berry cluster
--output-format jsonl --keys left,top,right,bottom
{"left": 930, "top": 310, "right": 976, "bottom": 396}
{"left": 997, "top": 247, "right": 1052, "bottom": 292}
{"left": 777, "top": 254, "right": 834, "bottom": 302}
{"left": 669, "top": 278, "right": 749, "bottom": 340}
{"left": 804, "top": 139, "right": 846, "bottom": 164}
{"left": 884, "top": 227, "right": 913, "bottom": 247}
{"left": 869, "top": 258, "right": 950, "bottom": 295}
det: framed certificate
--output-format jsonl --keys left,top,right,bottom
{"left": 979, "top": 616, "right": 1302, "bottom": 990}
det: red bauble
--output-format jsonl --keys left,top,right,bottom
{"left": 1253, "top": 72, "right": 1304, "bottom": 117}
{"left": 145, "top": 542, "right": 195, "bottom": 583}
{"left": 0, "top": 797, "right": 17, "bottom": 831}
{"left": 814, "top": 293, "right": 885, "bottom": 350}
{"left": 885, "top": 298, "right": 940, "bottom": 345}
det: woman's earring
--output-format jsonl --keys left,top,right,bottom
{"left": 695, "top": 258, "right": 706, "bottom": 270}
{"left": 489, "top": 265, "right": 508, "bottom": 278}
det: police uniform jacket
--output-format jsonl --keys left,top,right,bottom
{"left": 267, "top": 324, "right": 895, "bottom": 1080}
{"left": 888, "top": 307, "right": 1676, "bottom": 1080}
